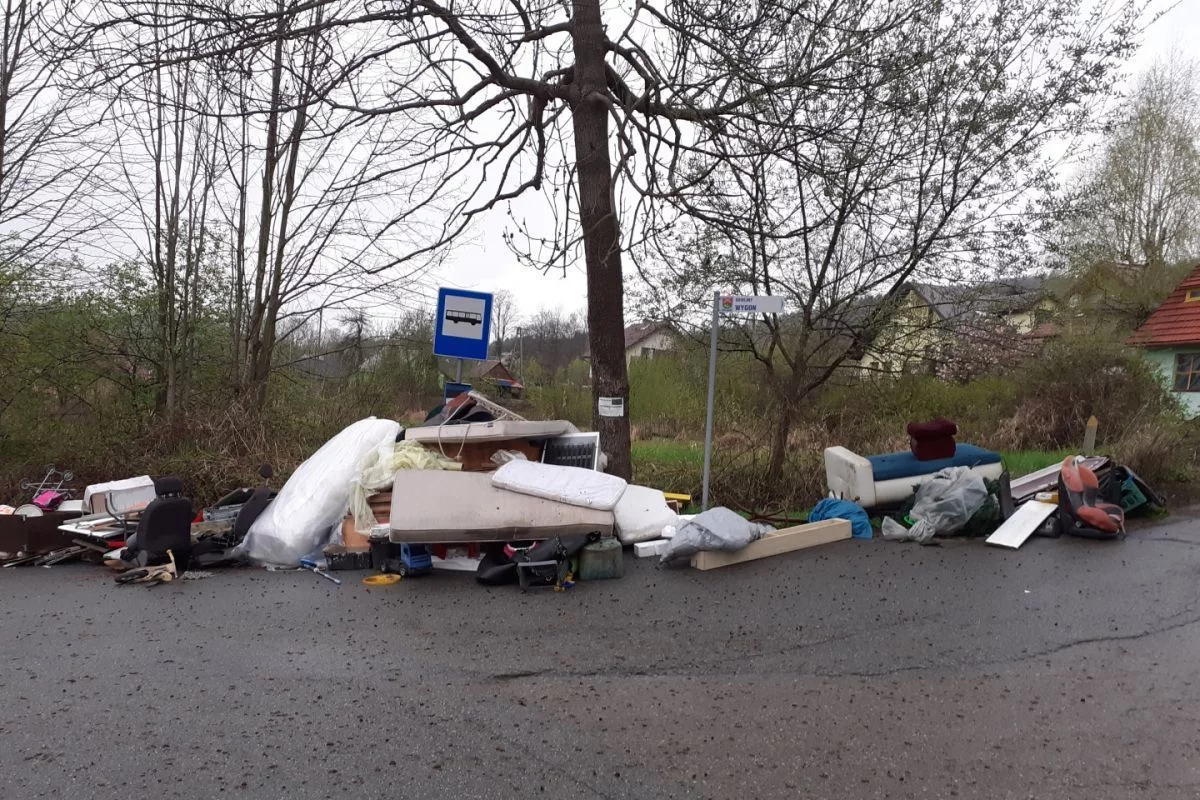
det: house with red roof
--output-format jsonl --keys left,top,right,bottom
{"left": 1127, "top": 263, "right": 1200, "bottom": 416}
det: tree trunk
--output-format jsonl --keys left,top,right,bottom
{"left": 570, "top": 0, "right": 632, "bottom": 479}
{"left": 766, "top": 401, "right": 793, "bottom": 484}
{"left": 244, "top": 13, "right": 286, "bottom": 410}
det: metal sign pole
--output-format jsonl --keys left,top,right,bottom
{"left": 455, "top": 358, "right": 463, "bottom": 384}
{"left": 701, "top": 291, "right": 720, "bottom": 511}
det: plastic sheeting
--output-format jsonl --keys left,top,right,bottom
{"left": 809, "top": 498, "right": 873, "bottom": 540}
{"left": 613, "top": 485, "right": 678, "bottom": 545}
{"left": 880, "top": 466, "right": 989, "bottom": 544}
{"left": 349, "top": 440, "right": 460, "bottom": 533}
{"left": 659, "top": 507, "right": 773, "bottom": 563}
{"left": 237, "top": 417, "right": 401, "bottom": 566}
{"left": 491, "top": 461, "right": 627, "bottom": 511}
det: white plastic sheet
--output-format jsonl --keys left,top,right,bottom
{"left": 238, "top": 417, "right": 401, "bottom": 566}
{"left": 491, "top": 461, "right": 627, "bottom": 511}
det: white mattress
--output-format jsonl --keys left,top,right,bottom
{"left": 389, "top": 471, "right": 613, "bottom": 543}
{"left": 491, "top": 461, "right": 627, "bottom": 510}
{"left": 82, "top": 476, "right": 156, "bottom": 515}
{"left": 405, "top": 420, "right": 577, "bottom": 444}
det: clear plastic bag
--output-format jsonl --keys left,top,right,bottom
{"left": 881, "top": 467, "right": 989, "bottom": 543}
{"left": 349, "top": 439, "right": 460, "bottom": 532}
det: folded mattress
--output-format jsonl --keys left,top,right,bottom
{"left": 405, "top": 420, "right": 576, "bottom": 444}
{"left": 389, "top": 471, "right": 614, "bottom": 543}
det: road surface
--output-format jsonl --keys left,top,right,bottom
{"left": 3, "top": 515, "right": 1200, "bottom": 799}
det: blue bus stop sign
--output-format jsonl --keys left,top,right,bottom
{"left": 433, "top": 288, "right": 493, "bottom": 361}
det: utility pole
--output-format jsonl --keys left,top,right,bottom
{"left": 518, "top": 326, "right": 525, "bottom": 382}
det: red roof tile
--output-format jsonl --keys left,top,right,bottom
{"left": 1024, "top": 321, "right": 1060, "bottom": 341}
{"left": 1127, "top": 264, "right": 1200, "bottom": 347}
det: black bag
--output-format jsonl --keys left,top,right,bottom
{"left": 476, "top": 546, "right": 518, "bottom": 585}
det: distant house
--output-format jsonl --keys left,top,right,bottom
{"left": 440, "top": 358, "right": 524, "bottom": 397}
{"left": 1127, "top": 263, "right": 1200, "bottom": 417}
{"left": 583, "top": 322, "right": 676, "bottom": 364}
{"left": 852, "top": 277, "right": 1056, "bottom": 375}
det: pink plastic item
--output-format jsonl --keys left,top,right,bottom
{"left": 32, "top": 491, "right": 64, "bottom": 510}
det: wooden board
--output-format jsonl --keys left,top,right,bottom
{"left": 690, "top": 519, "right": 852, "bottom": 570}
{"left": 985, "top": 500, "right": 1056, "bottom": 549}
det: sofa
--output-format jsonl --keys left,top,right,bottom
{"left": 824, "top": 444, "right": 1004, "bottom": 508}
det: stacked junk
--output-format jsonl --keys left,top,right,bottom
{"left": 3, "top": 391, "right": 795, "bottom": 589}
{"left": 826, "top": 417, "right": 1165, "bottom": 549}
{"left": 0, "top": 402, "right": 1168, "bottom": 586}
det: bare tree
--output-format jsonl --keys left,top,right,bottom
{"left": 491, "top": 289, "right": 517, "bottom": 350}
{"left": 1055, "top": 57, "right": 1200, "bottom": 327}
{"left": 636, "top": 0, "right": 1140, "bottom": 480}
{"left": 1067, "top": 58, "right": 1200, "bottom": 272}
{"left": 0, "top": 1, "right": 105, "bottom": 261}
{"left": 91, "top": 0, "right": 1141, "bottom": 478}
{"left": 89, "top": 0, "right": 446, "bottom": 412}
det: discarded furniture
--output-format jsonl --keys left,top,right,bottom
{"left": 407, "top": 419, "right": 579, "bottom": 471}
{"left": 907, "top": 418, "right": 958, "bottom": 461}
{"left": 690, "top": 519, "right": 852, "bottom": 570}
{"left": 388, "top": 471, "right": 613, "bottom": 543}
{"left": 126, "top": 477, "right": 194, "bottom": 569}
{"left": 824, "top": 444, "right": 1003, "bottom": 508}
{"left": 82, "top": 475, "right": 156, "bottom": 515}
{"left": 1058, "top": 457, "right": 1124, "bottom": 538}
{"left": 0, "top": 509, "right": 84, "bottom": 557}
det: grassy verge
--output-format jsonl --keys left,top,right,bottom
{"left": 1000, "top": 449, "right": 1076, "bottom": 478}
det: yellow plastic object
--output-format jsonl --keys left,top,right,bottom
{"left": 362, "top": 573, "right": 402, "bottom": 586}
{"left": 663, "top": 492, "right": 692, "bottom": 503}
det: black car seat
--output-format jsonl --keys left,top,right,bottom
{"left": 127, "top": 477, "right": 194, "bottom": 569}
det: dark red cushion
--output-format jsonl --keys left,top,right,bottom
{"left": 907, "top": 418, "right": 957, "bottom": 461}
{"left": 906, "top": 418, "right": 958, "bottom": 439}
{"left": 910, "top": 437, "right": 956, "bottom": 461}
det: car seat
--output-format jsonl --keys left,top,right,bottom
{"left": 1057, "top": 457, "right": 1124, "bottom": 538}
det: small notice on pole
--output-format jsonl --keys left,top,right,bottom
{"left": 598, "top": 397, "right": 625, "bottom": 418}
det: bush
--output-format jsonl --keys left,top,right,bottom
{"left": 992, "top": 337, "right": 1181, "bottom": 451}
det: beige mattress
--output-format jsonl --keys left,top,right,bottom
{"left": 388, "top": 471, "right": 613, "bottom": 543}
{"left": 404, "top": 420, "right": 576, "bottom": 444}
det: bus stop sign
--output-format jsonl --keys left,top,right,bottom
{"left": 433, "top": 288, "right": 493, "bottom": 361}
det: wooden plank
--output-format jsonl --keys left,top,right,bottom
{"left": 985, "top": 500, "right": 1056, "bottom": 549}
{"left": 690, "top": 519, "right": 852, "bottom": 570}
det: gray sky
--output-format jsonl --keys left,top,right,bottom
{"left": 427, "top": 0, "right": 1200, "bottom": 325}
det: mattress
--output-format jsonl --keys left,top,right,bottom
{"left": 82, "top": 476, "right": 156, "bottom": 515}
{"left": 405, "top": 420, "right": 577, "bottom": 444}
{"left": 491, "top": 461, "right": 627, "bottom": 510}
{"left": 866, "top": 444, "right": 1001, "bottom": 482}
{"left": 389, "top": 471, "right": 613, "bottom": 543}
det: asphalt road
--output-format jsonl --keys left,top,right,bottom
{"left": 4, "top": 516, "right": 1200, "bottom": 800}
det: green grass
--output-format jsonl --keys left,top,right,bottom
{"left": 631, "top": 439, "right": 706, "bottom": 468}
{"left": 1001, "top": 449, "right": 1076, "bottom": 478}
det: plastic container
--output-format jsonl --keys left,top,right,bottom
{"left": 577, "top": 537, "right": 624, "bottom": 580}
